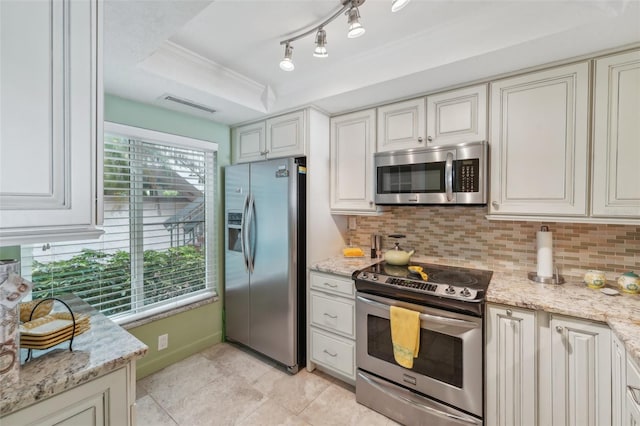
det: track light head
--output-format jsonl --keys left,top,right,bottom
{"left": 313, "top": 28, "right": 328, "bottom": 58}
{"left": 280, "top": 43, "right": 295, "bottom": 71}
{"left": 391, "top": 0, "right": 410, "bottom": 12}
{"left": 347, "top": 5, "right": 365, "bottom": 39}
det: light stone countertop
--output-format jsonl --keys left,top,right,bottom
{"left": 310, "top": 255, "right": 640, "bottom": 366}
{"left": 1, "top": 294, "right": 148, "bottom": 417}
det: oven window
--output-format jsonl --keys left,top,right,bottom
{"left": 377, "top": 162, "right": 445, "bottom": 194}
{"left": 367, "top": 314, "right": 463, "bottom": 388}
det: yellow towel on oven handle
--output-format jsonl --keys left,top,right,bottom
{"left": 390, "top": 305, "right": 420, "bottom": 369}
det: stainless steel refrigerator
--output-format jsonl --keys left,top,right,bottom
{"left": 224, "top": 157, "right": 306, "bottom": 373}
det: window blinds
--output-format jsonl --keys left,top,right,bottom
{"left": 21, "top": 131, "right": 217, "bottom": 320}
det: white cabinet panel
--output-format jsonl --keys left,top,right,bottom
{"left": 426, "top": 84, "right": 487, "bottom": 146}
{"left": 0, "top": 0, "right": 102, "bottom": 244}
{"left": 266, "top": 110, "right": 305, "bottom": 158}
{"left": 310, "top": 327, "right": 356, "bottom": 380}
{"left": 232, "top": 122, "right": 266, "bottom": 163}
{"left": 486, "top": 304, "right": 537, "bottom": 426}
{"left": 628, "top": 356, "right": 640, "bottom": 426}
{"left": 330, "top": 109, "right": 381, "bottom": 214}
{"left": 310, "top": 291, "right": 355, "bottom": 338}
{"left": 592, "top": 49, "right": 640, "bottom": 218}
{"left": 613, "top": 333, "right": 628, "bottom": 426}
{"left": 489, "top": 62, "right": 589, "bottom": 216}
{"left": 377, "top": 98, "right": 426, "bottom": 152}
{"left": 309, "top": 271, "right": 355, "bottom": 298}
{"left": 550, "top": 315, "right": 611, "bottom": 426}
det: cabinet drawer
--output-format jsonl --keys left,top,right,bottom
{"left": 310, "top": 271, "right": 354, "bottom": 298}
{"left": 310, "top": 291, "right": 355, "bottom": 338}
{"left": 310, "top": 328, "right": 355, "bottom": 379}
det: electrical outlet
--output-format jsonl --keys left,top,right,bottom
{"left": 158, "top": 334, "right": 168, "bottom": 351}
{"left": 348, "top": 216, "right": 357, "bottom": 230}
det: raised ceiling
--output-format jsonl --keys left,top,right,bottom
{"left": 104, "top": 0, "right": 640, "bottom": 125}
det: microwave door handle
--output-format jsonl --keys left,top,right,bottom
{"left": 445, "top": 152, "right": 454, "bottom": 202}
{"left": 240, "top": 194, "right": 250, "bottom": 271}
{"left": 356, "top": 295, "right": 479, "bottom": 329}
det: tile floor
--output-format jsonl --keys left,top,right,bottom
{"left": 136, "top": 342, "right": 399, "bottom": 426}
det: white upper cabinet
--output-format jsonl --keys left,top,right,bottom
{"left": 232, "top": 122, "right": 266, "bottom": 163}
{"left": 330, "top": 109, "right": 381, "bottom": 214}
{"left": 377, "top": 98, "right": 426, "bottom": 152}
{"left": 266, "top": 110, "right": 305, "bottom": 158}
{"left": 0, "top": 0, "right": 103, "bottom": 245}
{"left": 426, "top": 84, "right": 487, "bottom": 146}
{"left": 489, "top": 62, "right": 590, "bottom": 217}
{"left": 592, "top": 49, "right": 640, "bottom": 218}
{"left": 233, "top": 110, "right": 305, "bottom": 163}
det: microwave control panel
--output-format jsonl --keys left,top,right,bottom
{"left": 454, "top": 159, "right": 479, "bottom": 192}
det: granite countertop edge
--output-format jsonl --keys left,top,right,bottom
{"left": 2, "top": 294, "right": 148, "bottom": 417}
{"left": 309, "top": 255, "right": 640, "bottom": 366}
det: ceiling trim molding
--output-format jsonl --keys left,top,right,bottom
{"left": 138, "top": 41, "right": 271, "bottom": 113}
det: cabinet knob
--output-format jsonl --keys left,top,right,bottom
{"left": 491, "top": 201, "right": 499, "bottom": 210}
{"left": 427, "top": 136, "right": 433, "bottom": 142}
{"left": 260, "top": 150, "right": 269, "bottom": 156}
{"left": 369, "top": 200, "right": 374, "bottom": 206}
{"left": 556, "top": 326, "right": 564, "bottom": 333}
{"left": 506, "top": 309, "right": 512, "bottom": 317}
{"left": 418, "top": 137, "right": 424, "bottom": 143}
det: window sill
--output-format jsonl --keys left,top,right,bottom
{"left": 118, "top": 293, "right": 219, "bottom": 330}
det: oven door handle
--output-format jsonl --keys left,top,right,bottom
{"left": 359, "top": 372, "right": 481, "bottom": 425}
{"left": 357, "top": 295, "right": 480, "bottom": 330}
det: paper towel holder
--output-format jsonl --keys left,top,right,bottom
{"left": 529, "top": 226, "right": 565, "bottom": 284}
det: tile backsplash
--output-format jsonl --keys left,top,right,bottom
{"left": 345, "top": 206, "right": 640, "bottom": 280}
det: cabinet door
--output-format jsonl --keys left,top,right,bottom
{"left": 485, "top": 305, "right": 537, "bottom": 426}
{"left": 613, "top": 333, "right": 628, "bottom": 426}
{"left": 377, "top": 98, "right": 426, "bottom": 152}
{"left": 550, "top": 315, "right": 611, "bottom": 426}
{"left": 0, "top": 0, "right": 101, "bottom": 244}
{"left": 592, "top": 49, "right": 640, "bottom": 218}
{"left": 426, "top": 84, "right": 487, "bottom": 146}
{"left": 330, "top": 109, "right": 380, "bottom": 214}
{"left": 2, "top": 367, "right": 130, "bottom": 426}
{"left": 627, "top": 356, "right": 640, "bottom": 426}
{"left": 489, "top": 63, "right": 589, "bottom": 216}
{"left": 266, "top": 110, "right": 305, "bottom": 159}
{"left": 233, "top": 122, "right": 266, "bottom": 163}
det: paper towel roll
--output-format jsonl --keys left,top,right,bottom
{"left": 536, "top": 230, "right": 554, "bottom": 278}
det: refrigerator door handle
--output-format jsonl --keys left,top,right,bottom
{"left": 240, "top": 194, "right": 250, "bottom": 271}
{"left": 246, "top": 194, "right": 256, "bottom": 273}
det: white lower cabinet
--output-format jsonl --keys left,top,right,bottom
{"left": 2, "top": 367, "right": 133, "bottom": 426}
{"left": 486, "top": 304, "right": 537, "bottom": 426}
{"left": 308, "top": 271, "right": 356, "bottom": 382}
{"left": 627, "top": 356, "right": 640, "bottom": 426}
{"left": 549, "top": 315, "right": 611, "bottom": 426}
{"left": 486, "top": 304, "right": 625, "bottom": 426}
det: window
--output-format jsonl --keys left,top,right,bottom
{"left": 21, "top": 123, "right": 218, "bottom": 322}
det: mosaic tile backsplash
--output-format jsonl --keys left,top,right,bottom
{"left": 345, "top": 206, "right": 640, "bottom": 280}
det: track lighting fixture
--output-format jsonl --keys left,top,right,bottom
{"left": 391, "top": 0, "right": 410, "bottom": 12}
{"left": 278, "top": 0, "right": 405, "bottom": 71}
{"left": 346, "top": 5, "right": 365, "bottom": 38}
{"left": 313, "top": 28, "right": 328, "bottom": 58}
{"left": 279, "top": 43, "right": 295, "bottom": 71}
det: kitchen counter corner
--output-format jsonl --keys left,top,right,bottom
{"left": 1, "top": 294, "right": 148, "bottom": 417}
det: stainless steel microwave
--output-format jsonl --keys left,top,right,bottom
{"left": 374, "top": 141, "right": 488, "bottom": 205}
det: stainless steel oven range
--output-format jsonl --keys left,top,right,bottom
{"left": 353, "top": 262, "right": 493, "bottom": 426}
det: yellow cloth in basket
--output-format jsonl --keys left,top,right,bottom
{"left": 390, "top": 305, "right": 420, "bottom": 369}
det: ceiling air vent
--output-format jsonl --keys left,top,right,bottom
{"left": 162, "top": 95, "right": 217, "bottom": 114}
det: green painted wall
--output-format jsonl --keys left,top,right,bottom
{"left": 105, "top": 94, "right": 230, "bottom": 378}
{"left": 0, "top": 246, "right": 20, "bottom": 260}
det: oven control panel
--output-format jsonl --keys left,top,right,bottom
{"left": 355, "top": 271, "right": 481, "bottom": 301}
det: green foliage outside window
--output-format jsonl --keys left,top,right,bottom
{"left": 31, "top": 246, "right": 206, "bottom": 316}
